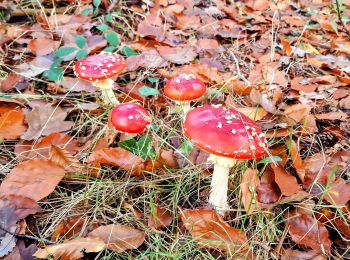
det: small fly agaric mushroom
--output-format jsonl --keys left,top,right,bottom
{"left": 184, "top": 105, "right": 268, "bottom": 214}
{"left": 74, "top": 53, "right": 126, "bottom": 105}
{"left": 164, "top": 74, "right": 206, "bottom": 115}
{"left": 111, "top": 103, "right": 151, "bottom": 141}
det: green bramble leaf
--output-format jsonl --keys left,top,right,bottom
{"left": 53, "top": 47, "right": 77, "bottom": 57}
{"left": 47, "top": 68, "right": 64, "bottom": 81}
{"left": 122, "top": 46, "right": 139, "bottom": 57}
{"left": 97, "top": 24, "right": 108, "bottom": 32}
{"left": 106, "top": 31, "right": 120, "bottom": 47}
{"left": 75, "top": 35, "right": 86, "bottom": 49}
{"left": 138, "top": 86, "right": 159, "bottom": 97}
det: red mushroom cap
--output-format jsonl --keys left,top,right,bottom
{"left": 74, "top": 53, "right": 126, "bottom": 81}
{"left": 111, "top": 103, "right": 151, "bottom": 134}
{"left": 164, "top": 74, "right": 206, "bottom": 101}
{"left": 184, "top": 105, "right": 268, "bottom": 160}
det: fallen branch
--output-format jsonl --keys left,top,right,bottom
{"left": 0, "top": 225, "right": 56, "bottom": 245}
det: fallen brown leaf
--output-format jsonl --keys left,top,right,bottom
{"left": 51, "top": 216, "right": 93, "bottom": 241}
{"left": 88, "top": 147, "right": 145, "bottom": 174}
{"left": 28, "top": 38, "right": 60, "bottom": 56}
{"left": 272, "top": 165, "right": 301, "bottom": 197}
{"left": 156, "top": 46, "right": 197, "bottom": 64}
{"left": 34, "top": 237, "right": 105, "bottom": 260}
{"left": 88, "top": 224, "right": 145, "bottom": 253}
{"left": 290, "top": 140, "right": 305, "bottom": 181}
{"left": 256, "top": 168, "right": 281, "bottom": 204}
{"left": 122, "top": 202, "right": 143, "bottom": 219}
{"left": 285, "top": 210, "right": 331, "bottom": 253}
{"left": 284, "top": 103, "right": 311, "bottom": 124}
{"left": 180, "top": 208, "right": 251, "bottom": 256}
{"left": 0, "top": 107, "right": 27, "bottom": 140}
{"left": 235, "top": 107, "right": 268, "bottom": 121}
{"left": 0, "top": 159, "right": 66, "bottom": 201}
{"left": 15, "top": 132, "right": 80, "bottom": 161}
{"left": 323, "top": 178, "right": 350, "bottom": 207}
{"left": 50, "top": 145, "right": 82, "bottom": 173}
{"left": 22, "top": 104, "right": 74, "bottom": 140}
{"left": 148, "top": 206, "right": 173, "bottom": 229}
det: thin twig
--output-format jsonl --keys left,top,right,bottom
{"left": 335, "top": 0, "right": 350, "bottom": 40}
{"left": 228, "top": 50, "right": 251, "bottom": 86}
{"left": 0, "top": 225, "right": 56, "bottom": 245}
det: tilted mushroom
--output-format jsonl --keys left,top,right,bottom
{"left": 74, "top": 53, "right": 126, "bottom": 105}
{"left": 164, "top": 74, "right": 206, "bottom": 116}
{"left": 184, "top": 104, "right": 268, "bottom": 214}
{"left": 111, "top": 103, "right": 151, "bottom": 141}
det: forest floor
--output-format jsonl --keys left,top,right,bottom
{"left": 0, "top": 0, "right": 350, "bottom": 259}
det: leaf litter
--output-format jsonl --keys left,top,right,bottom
{"left": 0, "top": 0, "right": 349, "bottom": 259}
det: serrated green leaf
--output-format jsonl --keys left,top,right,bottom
{"left": 138, "top": 86, "right": 159, "bottom": 97}
{"left": 258, "top": 156, "right": 282, "bottom": 165}
{"left": 47, "top": 68, "right": 64, "bottom": 81}
{"left": 330, "top": 21, "right": 338, "bottom": 35}
{"left": 93, "top": 0, "right": 101, "bottom": 7}
{"left": 179, "top": 139, "right": 193, "bottom": 156}
{"left": 75, "top": 35, "right": 86, "bottom": 49}
{"left": 76, "top": 49, "right": 88, "bottom": 59}
{"left": 97, "top": 24, "right": 108, "bottom": 32}
{"left": 103, "top": 46, "right": 116, "bottom": 53}
{"left": 53, "top": 47, "right": 77, "bottom": 57}
{"left": 106, "top": 31, "right": 120, "bottom": 47}
{"left": 105, "top": 14, "right": 113, "bottom": 22}
{"left": 50, "top": 58, "right": 63, "bottom": 69}
{"left": 122, "top": 46, "right": 139, "bottom": 57}
{"left": 81, "top": 6, "right": 93, "bottom": 16}
{"left": 147, "top": 77, "right": 159, "bottom": 83}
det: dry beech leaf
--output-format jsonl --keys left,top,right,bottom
{"left": 148, "top": 206, "right": 173, "bottom": 229}
{"left": 180, "top": 209, "right": 251, "bottom": 256}
{"left": 323, "top": 178, "right": 350, "bottom": 207}
{"left": 122, "top": 202, "right": 143, "bottom": 219}
{"left": 0, "top": 159, "right": 65, "bottom": 202}
{"left": 88, "top": 224, "right": 145, "bottom": 253}
{"left": 256, "top": 168, "right": 281, "bottom": 204}
{"left": 88, "top": 147, "right": 145, "bottom": 173}
{"left": 290, "top": 140, "right": 305, "bottom": 181}
{"left": 3, "top": 240, "right": 38, "bottom": 260}
{"left": 28, "top": 38, "right": 60, "bottom": 56}
{"left": 156, "top": 46, "right": 197, "bottom": 64}
{"left": 284, "top": 104, "right": 311, "bottom": 124}
{"left": 235, "top": 107, "right": 268, "bottom": 121}
{"left": 22, "top": 104, "right": 74, "bottom": 140}
{"left": 34, "top": 237, "right": 105, "bottom": 260}
{"left": 51, "top": 216, "right": 93, "bottom": 241}
{"left": 284, "top": 210, "right": 331, "bottom": 253}
{"left": 281, "top": 248, "right": 326, "bottom": 260}
{"left": 240, "top": 168, "right": 260, "bottom": 213}
{"left": 272, "top": 165, "right": 301, "bottom": 197}
{"left": 15, "top": 132, "right": 80, "bottom": 161}
{"left": 0, "top": 107, "right": 27, "bottom": 140}
{"left": 50, "top": 145, "right": 82, "bottom": 173}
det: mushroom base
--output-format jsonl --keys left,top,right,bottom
{"left": 174, "top": 101, "right": 191, "bottom": 117}
{"left": 94, "top": 79, "right": 119, "bottom": 105}
{"left": 208, "top": 154, "right": 236, "bottom": 215}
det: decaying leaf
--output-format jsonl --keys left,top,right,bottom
{"left": 148, "top": 206, "right": 173, "bottom": 229}
{"left": 180, "top": 209, "right": 251, "bottom": 256}
{"left": 272, "top": 165, "right": 301, "bottom": 197}
{"left": 34, "top": 237, "right": 106, "bottom": 260}
{"left": 156, "top": 46, "right": 197, "bottom": 64}
{"left": 323, "top": 178, "right": 350, "bottom": 207}
{"left": 22, "top": 104, "right": 74, "bottom": 140}
{"left": 50, "top": 145, "right": 82, "bottom": 173}
{"left": 0, "top": 107, "right": 27, "bottom": 140}
{"left": 0, "top": 159, "right": 65, "bottom": 201}
{"left": 240, "top": 168, "right": 260, "bottom": 213}
{"left": 285, "top": 210, "right": 331, "bottom": 253}
{"left": 15, "top": 132, "right": 80, "bottom": 161}
{"left": 88, "top": 147, "right": 145, "bottom": 173}
{"left": 88, "top": 224, "right": 145, "bottom": 253}
{"left": 51, "top": 216, "right": 91, "bottom": 241}
{"left": 256, "top": 168, "right": 281, "bottom": 204}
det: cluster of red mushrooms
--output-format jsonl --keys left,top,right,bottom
{"left": 74, "top": 53, "right": 269, "bottom": 215}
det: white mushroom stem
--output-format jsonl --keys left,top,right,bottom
{"left": 207, "top": 154, "right": 236, "bottom": 215}
{"left": 120, "top": 133, "right": 137, "bottom": 141}
{"left": 93, "top": 79, "right": 119, "bottom": 105}
{"left": 175, "top": 101, "right": 191, "bottom": 117}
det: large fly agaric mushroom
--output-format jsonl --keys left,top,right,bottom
{"left": 74, "top": 53, "right": 126, "bottom": 105}
{"left": 111, "top": 103, "right": 151, "bottom": 141}
{"left": 164, "top": 74, "right": 206, "bottom": 115}
{"left": 184, "top": 104, "right": 268, "bottom": 214}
